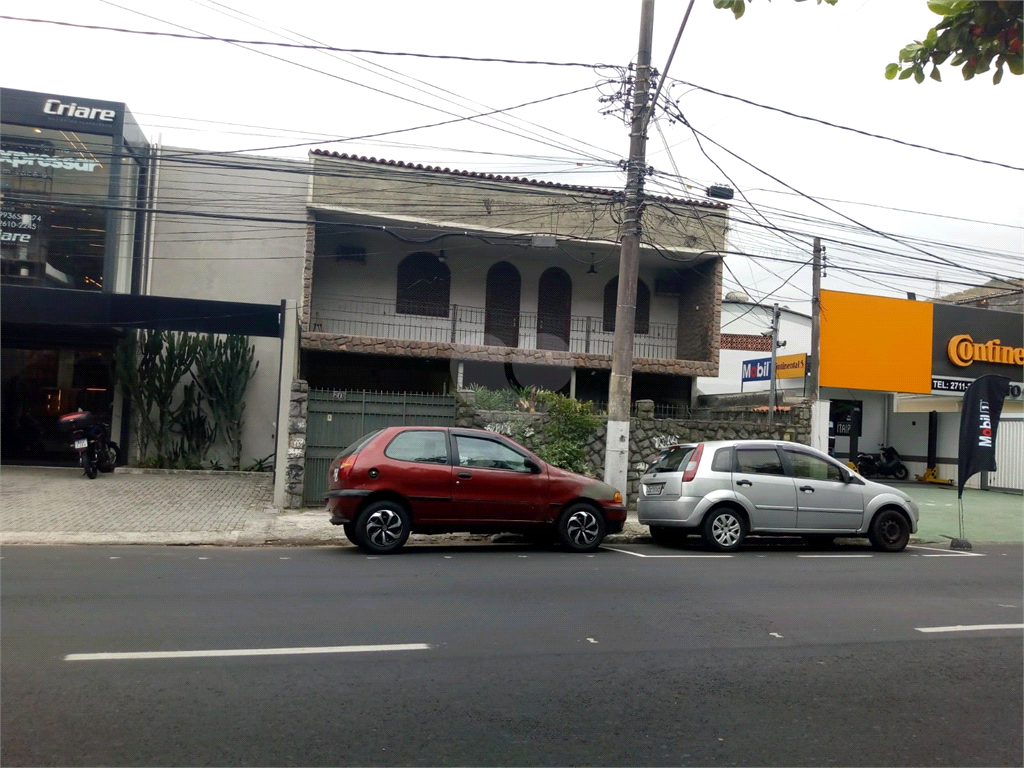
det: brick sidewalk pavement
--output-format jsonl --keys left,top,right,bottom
{"left": 0, "top": 466, "right": 274, "bottom": 545}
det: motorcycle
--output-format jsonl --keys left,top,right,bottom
{"left": 856, "top": 445, "right": 909, "bottom": 481}
{"left": 59, "top": 411, "right": 122, "bottom": 479}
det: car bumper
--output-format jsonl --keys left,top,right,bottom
{"left": 601, "top": 504, "right": 628, "bottom": 533}
{"left": 637, "top": 496, "right": 704, "bottom": 527}
{"left": 325, "top": 489, "right": 370, "bottom": 525}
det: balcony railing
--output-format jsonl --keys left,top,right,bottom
{"left": 309, "top": 295, "right": 679, "bottom": 360}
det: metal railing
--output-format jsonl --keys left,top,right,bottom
{"left": 309, "top": 295, "right": 679, "bottom": 360}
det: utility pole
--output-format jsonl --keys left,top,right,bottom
{"left": 604, "top": 0, "right": 655, "bottom": 495}
{"left": 807, "top": 237, "right": 822, "bottom": 403}
{"left": 768, "top": 302, "right": 784, "bottom": 422}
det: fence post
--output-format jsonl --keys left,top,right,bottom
{"left": 450, "top": 304, "right": 458, "bottom": 343}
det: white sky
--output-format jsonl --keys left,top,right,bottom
{"left": 3, "top": 0, "right": 1022, "bottom": 316}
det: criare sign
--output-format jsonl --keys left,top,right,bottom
{"left": 820, "top": 290, "right": 1023, "bottom": 395}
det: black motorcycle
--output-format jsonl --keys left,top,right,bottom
{"left": 856, "top": 445, "right": 909, "bottom": 481}
{"left": 59, "top": 411, "right": 122, "bottom": 479}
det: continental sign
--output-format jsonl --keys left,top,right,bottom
{"left": 820, "top": 290, "right": 1023, "bottom": 395}
{"left": 946, "top": 335, "right": 1024, "bottom": 367}
{"left": 774, "top": 353, "right": 807, "bottom": 380}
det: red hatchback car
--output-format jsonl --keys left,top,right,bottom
{"left": 325, "top": 426, "right": 627, "bottom": 554}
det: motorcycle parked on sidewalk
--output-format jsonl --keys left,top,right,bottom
{"left": 856, "top": 445, "right": 909, "bottom": 481}
{"left": 59, "top": 411, "right": 122, "bottom": 479}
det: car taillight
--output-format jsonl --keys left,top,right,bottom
{"left": 334, "top": 454, "right": 358, "bottom": 485}
{"left": 682, "top": 443, "right": 704, "bottom": 482}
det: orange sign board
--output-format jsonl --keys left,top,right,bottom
{"left": 820, "top": 290, "right": 933, "bottom": 394}
{"left": 774, "top": 353, "right": 807, "bottom": 379}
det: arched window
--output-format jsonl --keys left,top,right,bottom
{"left": 603, "top": 277, "right": 650, "bottom": 334}
{"left": 396, "top": 251, "right": 450, "bottom": 317}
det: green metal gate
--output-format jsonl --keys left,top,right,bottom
{"left": 303, "top": 389, "right": 457, "bottom": 505}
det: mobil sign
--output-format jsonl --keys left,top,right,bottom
{"left": 742, "top": 357, "right": 773, "bottom": 382}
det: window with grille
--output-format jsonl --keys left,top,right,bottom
{"left": 603, "top": 277, "right": 650, "bottom": 334}
{"left": 396, "top": 251, "right": 450, "bottom": 317}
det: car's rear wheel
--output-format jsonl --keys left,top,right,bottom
{"left": 868, "top": 509, "right": 910, "bottom": 552}
{"left": 649, "top": 525, "right": 687, "bottom": 547}
{"left": 353, "top": 500, "right": 411, "bottom": 554}
{"left": 557, "top": 503, "right": 605, "bottom": 552}
{"left": 701, "top": 507, "right": 747, "bottom": 552}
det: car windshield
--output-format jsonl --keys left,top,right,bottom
{"left": 333, "top": 430, "right": 382, "bottom": 461}
{"left": 648, "top": 445, "right": 696, "bottom": 474}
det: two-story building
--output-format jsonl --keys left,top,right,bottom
{"left": 299, "top": 151, "right": 730, "bottom": 406}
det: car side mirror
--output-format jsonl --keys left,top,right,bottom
{"left": 524, "top": 459, "right": 542, "bottom": 474}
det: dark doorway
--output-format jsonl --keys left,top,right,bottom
{"left": 484, "top": 262, "right": 521, "bottom": 348}
{"left": 537, "top": 267, "right": 572, "bottom": 351}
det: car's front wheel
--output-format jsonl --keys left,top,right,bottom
{"left": 869, "top": 509, "right": 910, "bottom": 552}
{"left": 342, "top": 522, "right": 358, "bottom": 545}
{"left": 557, "top": 503, "right": 605, "bottom": 552}
{"left": 353, "top": 501, "right": 411, "bottom": 554}
{"left": 701, "top": 507, "right": 747, "bottom": 552}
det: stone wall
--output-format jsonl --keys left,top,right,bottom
{"left": 456, "top": 391, "right": 812, "bottom": 507}
{"left": 282, "top": 379, "right": 308, "bottom": 509}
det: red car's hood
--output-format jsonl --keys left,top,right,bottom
{"left": 545, "top": 464, "right": 622, "bottom": 501}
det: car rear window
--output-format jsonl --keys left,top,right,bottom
{"left": 648, "top": 445, "right": 696, "bottom": 474}
{"left": 385, "top": 430, "right": 449, "bottom": 464}
{"left": 333, "top": 430, "right": 382, "bottom": 461}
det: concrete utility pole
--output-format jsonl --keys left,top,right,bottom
{"left": 604, "top": 0, "right": 656, "bottom": 495}
{"left": 768, "top": 302, "right": 784, "bottom": 422}
{"left": 807, "top": 237, "right": 822, "bottom": 402}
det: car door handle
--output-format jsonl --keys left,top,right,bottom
{"left": 736, "top": 479, "right": 752, "bottom": 486}
{"left": 457, "top": 472, "right": 472, "bottom": 479}
{"left": 799, "top": 485, "right": 814, "bottom": 492}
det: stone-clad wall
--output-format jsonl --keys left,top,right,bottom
{"left": 283, "top": 379, "right": 308, "bottom": 509}
{"left": 281, "top": 387, "right": 811, "bottom": 509}
{"left": 456, "top": 391, "right": 812, "bottom": 507}
{"left": 302, "top": 332, "right": 719, "bottom": 377}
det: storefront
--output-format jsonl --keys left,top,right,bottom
{"left": 1, "top": 87, "right": 149, "bottom": 463}
{"left": 819, "top": 290, "right": 1023, "bottom": 490}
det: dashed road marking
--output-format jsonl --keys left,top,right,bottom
{"left": 65, "top": 643, "right": 431, "bottom": 661}
{"left": 602, "top": 547, "right": 732, "bottom": 559}
{"left": 915, "top": 624, "right": 1023, "bottom": 634}
{"left": 798, "top": 554, "right": 874, "bottom": 558}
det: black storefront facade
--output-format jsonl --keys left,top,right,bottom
{"left": 1, "top": 87, "right": 283, "bottom": 465}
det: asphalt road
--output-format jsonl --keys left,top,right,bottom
{"left": 2, "top": 540, "right": 1022, "bottom": 767}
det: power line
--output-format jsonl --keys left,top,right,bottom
{"left": 667, "top": 78, "right": 1024, "bottom": 173}
{"left": 0, "top": 14, "right": 614, "bottom": 69}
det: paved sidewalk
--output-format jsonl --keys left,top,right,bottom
{"left": 0, "top": 465, "right": 1019, "bottom": 547}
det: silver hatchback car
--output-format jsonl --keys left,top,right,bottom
{"left": 637, "top": 440, "right": 919, "bottom": 552}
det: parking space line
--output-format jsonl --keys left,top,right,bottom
{"left": 908, "top": 545, "right": 986, "bottom": 557}
{"left": 65, "top": 643, "right": 431, "bottom": 661}
{"left": 915, "top": 624, "right": 1023, "bottom": 634}
{"left": 798, "top": 554, "right": 874, "bottom": 558}
{"left": 602, "top": 547, "right": 732, "bottom": 558}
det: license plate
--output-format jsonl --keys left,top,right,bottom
{"left": 74, "top": 439, "right": 88, "bottom": 450}
{"left": 645, "top": 483, "right": 664, "bottom": 496}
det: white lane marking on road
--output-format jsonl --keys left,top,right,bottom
{"left": 798, "top": 554, "right": 874, "bottom": 558}
{"left": 65, "top": 643, "right": 432, "bottom": 661}
{"left": 199, "top": 557, "right": 209, "bottom": 560}
{"left": 109, "top": 557, "right": 120, "bottom": 560}
{"left": 602, "top": 547, "right": 731, "bottom": 559}
{"left": 999, "top": 604, "right": 1017, "bottom": 608}
{"left": 769, "top": 632, "right": 784, "bottom": 638}
{"left": 915, "top": 624, "right": 1024, "bottom": 634}
{"left": 907, "top": 545, "right": 985, "bottom": 557}
{"left": 279, "top": 557, "right": 290, "bottom": 560}
{"left": 443, "top": 556, "right": 452, "bottom": 559}
{"left": 587, "top": 637, "right": 598, "bottom": 644}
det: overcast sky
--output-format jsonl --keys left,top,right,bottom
{"left": 3, "top": 0, "right": 1022, "bottom": 316}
